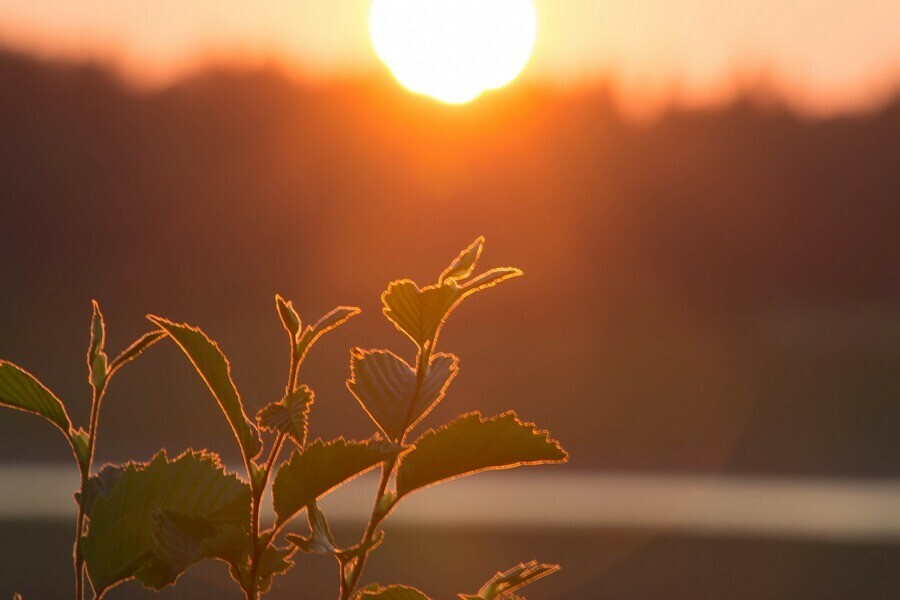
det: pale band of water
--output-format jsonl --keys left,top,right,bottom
{"left": 2, "top": 466, "right": 899, "bottom": 543}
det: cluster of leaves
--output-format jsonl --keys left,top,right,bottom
{"left": 0, "top": 237, "right": 567, "bottom": 600}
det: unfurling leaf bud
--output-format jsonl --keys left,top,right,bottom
{"left": 276, "top": 294, "right": 302, "bottom": 340}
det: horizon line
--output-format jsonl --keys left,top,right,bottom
{"left": 2, "top": 467, "right": 898, "bottom": 543}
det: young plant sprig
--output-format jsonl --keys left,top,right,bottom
{"left": 144, "top": 300, "right": 361, "bottom": 600}
{"left": 0, "top": 301, "right": 163, "bottom": 600}
{"left": 295, "top": 237, "right": 569, "bottom": 600}
{"left": 2, "top": 238, "right": 567, "bottom": 600}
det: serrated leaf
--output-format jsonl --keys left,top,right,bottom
{"left": 147, "top": 316, "right": 262, "bottom": 461}
{"left": 253, "top": 544, "right": 296, "bottom": 593}
{"left": 141, "top": 513, "right": 248, "bottom": 590}
{"left": 272, "top": 437, "right": 393, "bottom": 526}
{"left": 81, "top": 450, "right": 251, "bottom": 594}
{"left": 257, "top": 385, "right": 315, "bottom": 448}
{"left": 439, "top": 237, "right": 484, "bottom": 284}
{"left": 357, "top": 585, "right": 431, "bottom": 600}
{"left": 0, "top": 361, "right": 71, "bottom": 434}
{"left": 75, "top": 462, "right": 126, "bottom": 516}
{"left": 275, "top": 294, "right": 302, "bottom": 340}
{"left": 396, "top": 412, "right": 567, "bottom": 498}
{"left": 347, "top": 349, "right": 459, "bottom": 441}
{"left": 459, "top": 561, "right": 560, "bottom": 600}
{"left": 107, "top": 330, "right": 164, "bottom": 376}
{"left": 383, "top": 248, "right": 522, "bottom": 348}
{"left": 381, "top": 280, "right": 459, "bottom": 347}
{"left": 88, "top": 300, "right": 108, "bottom": 391}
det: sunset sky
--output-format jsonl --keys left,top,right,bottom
{"left": 0, "top": 0, "right": 898, "bottom": 115}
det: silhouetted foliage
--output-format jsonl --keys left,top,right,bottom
{"left": 0, "top": 239, "right": 566, "bottom": 599}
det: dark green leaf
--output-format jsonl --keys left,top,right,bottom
{"left": 458, "top": 561, "right": 560, "bottom": 600}
{"left": 272, "top": 437, "right": 394, "bottom": 526}
{"left": 141, "top": 513, "right": 248, "bottom": 590}
{"left": 108, "top": 330, "right": 164, "bottom": 376}
{"left": 381, "top": 280, "right": 459, "bottom": 347}
{"left": 396, "top": 412, "right": 567, "bottom": 498}
{"left": 347, "top": 349, "right": 458, "bottom": 441}
{"left": 439, "top": 237, "right": 484, "bottom": 284}
{"left": 147, "top": 316, "right": 262, "bottom": 461}
{"left": 81, "top": 450, "right": 251, "bottom": 594}
{"left": 357, "top": 585, "right": 431, "bottom": 600}
{"left": 257, "top": 385, "right": 314, "bottom": 448}
{"left": 75, "top": 462, "right": 126, "bottom": 516}
{"left": 0, "top": 361, "right": 71, "bottom": 434}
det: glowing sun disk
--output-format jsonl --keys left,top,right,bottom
{"left": 370, "top": 0, "right": 538, "bottom": 104}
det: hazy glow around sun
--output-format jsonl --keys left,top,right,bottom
{"left": 369, "top": 0, "right": 537, "bottom": 104}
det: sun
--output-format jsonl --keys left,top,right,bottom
{"left": 369, "top": 0, "right": 538, "bottom": 104}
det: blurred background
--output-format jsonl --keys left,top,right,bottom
{"left": 0, "top": 1, "right": 898, "bottom": 598}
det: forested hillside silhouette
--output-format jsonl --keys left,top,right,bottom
{"left": 1, "top": 49, "right": 897, "bottom": 477}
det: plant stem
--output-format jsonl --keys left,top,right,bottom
{"left": 244, "top": 338, "right": 302, "bottom": 599}
{"left": 73, "top": 481, "right": 86, "bottom": 600}
{"left": 74, "top": 384, "right": 106, "bottom": 600}
{"left": 341, "top": 342, "right": 433, "bottom": 600}
{"left": 339, "top": 455, "right": 395, "bottom": 600}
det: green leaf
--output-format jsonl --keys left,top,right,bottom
{"left": 249, "top": 462, "right": 267, "bottom": 493}
{"left": 287, "top": 503, "right": 384, "bottom": 559}
{"left": 275, "top": 294, "right": 302, "bottom": 340}
{"left": 70, "top": 427, "right": 91, "bottom": 468}
{"left": 357, "top": 585, "right": 431, "bottom": 600}
{"left": 382, "top": 241, "right": 522, "bottom": 349}
{"left": 147, "top": 316, "right": 262, "bottom": 461}
{"left": 75, "top": 462, "right": 126, "bottom": 516}
{"left": 107, "top": 330, "right": 164, "bottom": 376}
{"left": 252, "top": 544, "right": 296, "bottom": 594}
{"left": 347, "top": 349, "right": 459, "bottom": 441}
{"left": 257, "top": 385, "right": 315, "bottom": 448}
{"left": 439, "top": 237, "right": 484, "bottom": 284}
{"left": 458, "top": 561, "right": 560, "bottom": 600}
{"left": 296, "top": 306, "right": 361, "bottom": 359}
{"left": 286, "top": 502, "right": 337, "bottom": 554}
{"left": 396, "top": 412, "right": 567, "bottom": 498}
{"left": 272, "top": 437, "right": 394, "bottom": 526}
{"left": 141, "top": 513, "right": 248, "bottom": 590}
{"left": 458, "top": 267, "right": 523, "bottom": 297}
{"left": 381, "top": 280, "right": 459, "bottom": 347}
{"left": 87, "top": 300, "right": 108, "bottom": 392}
{"left": 309, "top": 306, "right": 361, "bottom": 339}
{"left": 0, "top": 361, "right": 71, "bottom": 434}
{"left": 81, "top": 450, "right": 251, "bottom": 595}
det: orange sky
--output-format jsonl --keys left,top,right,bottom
{"left": 0, "top": 0, "right": 898, "bottom": 116}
